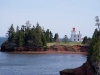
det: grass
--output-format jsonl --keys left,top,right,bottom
{"left": 47, "top": 42, "right": 86, "bottom": 47}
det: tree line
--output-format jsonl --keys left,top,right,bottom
{"left": 6, "top": 21, "right": 59, "bottom": 49}
{"left": 88, "top": 29, "right": 100, "bottom": 62}
{"left": 82, "top": 36, "right": 91, "bottom": 44}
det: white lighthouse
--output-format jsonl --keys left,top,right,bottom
{"left": 71, "top": 28, "right": 82, "bottom": 42}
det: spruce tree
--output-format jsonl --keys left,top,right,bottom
{"left": 41, "top": 33, "right": 47, "bottom": 47}
{"left": 5, "top": 21, "right": 52, "bottom": 49}
{"left": 16, "top": 30, "right": 24, "bottom": 47}
{"left": 54, "top": 33, "right": 59, "bottom": 42}
{"left": 35, "top": 22, "right": 43, "bottom": 48}
{"left": 88, "top": 29, "right": 99, "bottom": 61}
{"left": 24, "top": 27, "right": 30, "bottom": 45}
{"left": 8, "top": 24, "right": 16, "bottom": 42}
{"left": 82, "top": 36, "right": 88, "bottom": 44}
{"left": 49, "top": 31, "right": 53, "bottom": 42}
{"left": 45, "top": 29, "right": 50, "bottom": 42}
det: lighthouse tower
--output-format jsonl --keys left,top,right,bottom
{"left": 71, "top": 28, "right": 82, "bottom": 42}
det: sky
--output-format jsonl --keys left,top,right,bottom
{"left": 0, "top": 0, "right": 100, "bottom": 38}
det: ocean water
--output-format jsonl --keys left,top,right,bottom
{"left": 0, "top": 53, "right": 86, "bottom": 75}
{"left": 0, "top": 37, "right": 7, "bottom": 46}
{"left": 0, "top": 37, "right": 86, "bottom": 75}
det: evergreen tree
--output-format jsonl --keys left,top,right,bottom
{"left": 82, "top": 36, "right": 91, "bottom": 44}
{"left": 49, "top": 31, "right": 53, "bottom": 42}
{"left": 82, "top": 36, "right": 88, "bottom": 44}
{"left": 24, "top": 27, "right": 30, "bottom": 45}
{"left": 54, "top": 33, "right": 59, "bottom": 42}
{"left": 87, "top": 37, "right": 91, "bottom": 44}
{"left": 8, "top": 24, "right": 16, "bottom": 42}
{"left": 16, "top": 25, "right": 19, "bottom": 32}
{"left": 15, "top": 26, "right": 19, "bottom": 44}
{"left": 41, "top": 33, "right": 47, "bottom": 47}
{"left": 16, "top": 30, "right": 24, "bottom": 47}
{"left": 35, "top": 22, "right": 43, "bottom": 48}
{"left": 88, "top": 29, "right": 99, "bottom": 61}
{"left": 5, "top": 21, "right": 53, "bottom": 50}
{"left": 45, "top": 29, "right": 50, "bottom": 42}
{"left": 28, "top": 26, "right": 37, "bottom": 48}
{"left": 92, "top": 38, "right": 100, "bottom": 61}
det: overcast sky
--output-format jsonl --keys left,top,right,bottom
{"left": 0, "top": 0, "right": 100, "bottom": 38}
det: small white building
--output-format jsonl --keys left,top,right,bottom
{"left": 71, "top": 28, "right": 82, "bottom": 42}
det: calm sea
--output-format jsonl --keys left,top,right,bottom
{"left": 0, "top": 53, "right": 86, "bottom": 75}
{"left": 0, "top": 37, "right": 86, "bottom": 75}
{"left": 0, "top": 37, "right": 7, "bottom": 47}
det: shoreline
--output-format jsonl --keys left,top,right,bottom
{"left": 60, "top": 62, "right": 94, "bottom": 75}
{"left": 7, "top": 51, "right": 87, "bottom": 55}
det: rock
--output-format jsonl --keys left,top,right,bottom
{"left": 1, "top": 41, "right": 17, "bottom": 52}
{"left": 59, "top": 62, "right": 95, "bottom": 75}
{"left": 60, "top": 69, "right": 74, "bottom": 75}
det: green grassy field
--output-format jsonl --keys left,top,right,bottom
{"left": 47, "top": 42, "right": 87, "bottom": 46}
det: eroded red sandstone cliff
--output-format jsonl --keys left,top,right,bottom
{"left": 60, "top": 62, "right": 95, "bottom": 75}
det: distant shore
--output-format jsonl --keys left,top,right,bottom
{"left": 7, "top": 51, "right": 87, "bottom": 55}
{"left": 1, "top": 45, "right": 88, "bottom": 55}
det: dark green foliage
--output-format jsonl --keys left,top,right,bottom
{"left": 82, "top": 36, "right": 88, "bottom": 44}
{"left": 41, "top": 33, "right": 47, "bottom": 47}
{"left": 16, "top": 30, "right": 24, "bottom": 47}
{"left": 8, "top": 24, "right": 16, "bottom": 42}
{"left": 82, "top": 36, "right": 91, "bottom": 44}
{"left": 45, "top": 29, "right": 50, "bottom": 42}
{"left": 49, "top": 31, "right": 53, "bottom": 42}
{"left": 6, "top": 22, "right": 53, "bottom": 50}
{"left": 35, "top": 22, "right": 43, "bottom": 48}
{"left": 15, "top": 26, "right": 24, "bottom": 47}
{"left": 87, "top": 38, "right": 91, "bottom": 44}
{"left": 24, "top": 28, "right": 30, "bottom": 45}
{"left": 88, "top": 28, "right": 100, "bottom": 62}
{"left": 45, "top": 29, "right": 53, "bottom": 43}
{"left": 92, "top": 39, "right": 100, "bottom": 61}
{"left": 54, "top": 33, "right": 59, "bottom": 42}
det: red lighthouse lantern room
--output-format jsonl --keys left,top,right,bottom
{"left": 73, "top": 28, "right": 75, "bottom": 31}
